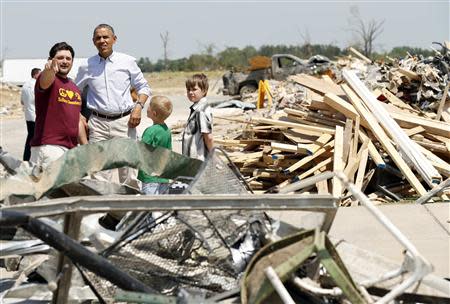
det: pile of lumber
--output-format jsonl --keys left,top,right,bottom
{"left": 215, "top": 71, "right": 450, "bottom": 203}
{"left": 338, "top": 43, "right": 450, "bottom": 117}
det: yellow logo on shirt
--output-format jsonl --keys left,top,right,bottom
{"left": 58, "top": 88, "right": 81, "bottom": 105}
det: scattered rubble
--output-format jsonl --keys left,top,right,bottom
{"left": 0, "top": 44, "right": 449, "bottom": 303}
{"left": 214, "top": 43, "right": 450, "bottom": 203}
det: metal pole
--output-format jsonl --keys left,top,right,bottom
{"left": 264, "top": 266, "right": 296, "bottom": 304}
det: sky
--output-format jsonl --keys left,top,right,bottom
{"left": 1, "top": 0, "right": 449, "bottom": 62}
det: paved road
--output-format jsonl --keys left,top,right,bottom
{"left": 0, "top": 94, "right": 227, "bottom": 159}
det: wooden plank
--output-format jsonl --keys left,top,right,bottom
{"left": 290, "top": 114, "right": 343, "bottom": 128}
{"left": 381, "top": 88, "right": 417, "bottom": 112}
{"left": 283, "top": 107, "right": 305, "bottom": 118}
{"left": 344, "top": 70, "right": 441, "bottom": 187}
{"left": 323, "top": 93, "right": 359, "bottom": 120}
{"left": 214, "top": 115, "right": 248, "bottom": 123}
{"left": 348, "top": 47, "right": 372, "bottom": 64}
{"left": 342, "top": 83, "right": 428, "bottom": 195}
{"left": 343, "top": 118, "right": 353, "bottom": 163}
{"left": 271, "top": 142, "right": 301, "bottom": 153}
{"left": 381, "top": 103, "right": 450, "bottom": 138}
{"left": 321, "top": 74, "right": 336, "bottom": 85}
{"left": 431, "top": 161, "right": 450, "bottom": 177}
{"left": 298, "top": 158, "right": 333, "bottom": 180}
{"left": 215, "top": 139, "right": 271, "bottom": 146}
{"left": 333, "top": 126, "right": 344, "bottom": 197}
{"left": 252, "top": 117, "right": 335, "bottom": 135}
{"left": 398, "top": 68, "right": 421, "bottom": 81}
{"left": 52, "top": 212, "right": 82, "bottom": 304}
{"left": 416, "top": 143, "right": 450, "bottom": 169}
{"left": 352, "top": 116, "right": 360, "bottom": 161}
{"left": 436, "top": 83, "right": 449, "bottom": 121}
{"left": 284, "top": 140, "right": 335, "bottom": 173}
{"left": 309, "top": 99, "right": 334, "bottom": 112}
{"left": 358, "top": 130, "right": 386, "bottom": 168}
{"left": 413, "top": 139, "right": 449, "bottom": 154}
{"left": 344, "top": 138, "right": 369, "bottom": 181}
{"left": 291, "top": 74, "right": 345, "bottom": 96}
{"left": 308, "top": 133, "right": 333, "bottom": 155}
{"left": 285, "top": 108, "right": 345, "bottom": 126}
{"left": 441, "top": 110, "right": 450, "bottom": 123}
{"left": 354, "top": 145, "right": 369, "bottom": 191}
{"left": 282, "top": 132, "right": 313, "bottom": 144}
{"left": 241, "top": 168, "right": 288, "bottom": 179}
{"left": 297, "top": 133, "right": 332, "bottom": 155}
{"left": 403, "top": 126, "right": 426, "bottom": 137}
{"left": 314, "top": 170, "right": 329, "bottom": 194}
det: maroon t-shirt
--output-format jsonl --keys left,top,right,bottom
{"left": 31, "top": 75, "right": 81, "bottom": 149}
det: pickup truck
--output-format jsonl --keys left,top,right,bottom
{"left": 222, "top": 54, "right": 332, "bottom": 97}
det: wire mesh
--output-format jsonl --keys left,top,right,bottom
{"left": 81, "top": 149, "right": 268, "bottom": 299}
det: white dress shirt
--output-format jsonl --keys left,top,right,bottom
{"left": 21, "top": 78, "right": 36, "bottom": 122}
{"left": 75, "top": 51, "right": 151, "bottom": 115}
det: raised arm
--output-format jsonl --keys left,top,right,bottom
{"left": 39, "top": 59, "right": 59, "bottom": 90}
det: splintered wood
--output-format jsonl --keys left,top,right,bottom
{"left": 215, "top": 72, "right": 450, "bottom": 203}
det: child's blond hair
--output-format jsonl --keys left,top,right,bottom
{"left": 185, "top": 73, "right": 209, "bottom": 96}
{"left": 149, "top": 95, "right": 172, "bottom": 120}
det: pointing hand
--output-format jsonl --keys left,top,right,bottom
{"left": 45, "top": 58, "right": 59, "bottom": 74}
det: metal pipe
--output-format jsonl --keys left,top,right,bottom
{"left": 0, "top": 210, "right": 154, "bottom": 294}
{"left": 360, "top": 267, "right": 405, "bottom": 287}
{"left": 415, "top": 177, "right": 450, "bottom": 204}
{"left": 334, "top": 171, "right": 433, "bottom": 304}
{"left": 264, "top": 266, "right": 296, "bottom": 304}
{"left": 375, "top": 185, "right": 401, "bottom": 202}
{"left": 291, "top": 276, "right": 342, "bottom": 297}
{"left": 278, "top": 171, "right": 335, "bottom": 194}
{"left": 273, "top": 171, "right": 434, "bottom": 303}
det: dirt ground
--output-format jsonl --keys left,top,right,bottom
{"left": 0, "top": 71, "right": 227, "bottom": 158}
{"left": 146, "top": 70, "right": 224, "bottom": 95}
{"left": 0, "top": 84, "right": 22, "bottom": 118}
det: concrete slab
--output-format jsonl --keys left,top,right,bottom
{"left": 271, "top": 203, "right": 450, "bottom": 278}
{"left": 329, "top": 203, "right": 450, "bottom": 278}
{"left": 423, "top": 203, "right": 450, "bottom": 233}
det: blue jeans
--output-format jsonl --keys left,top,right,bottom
{"left": 141, "top": 182, "right": 170, "bottom": 195}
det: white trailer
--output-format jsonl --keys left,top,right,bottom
{"left": 1, "top": 58, "right": 88, "bottom": 86}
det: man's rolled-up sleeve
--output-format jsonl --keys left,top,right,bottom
{"left": 130, "top": 60, "right": 151, "bottom": 97}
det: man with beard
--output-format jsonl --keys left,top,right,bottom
{"left": 30, "top": 42, "right": 82, "bottom": 169}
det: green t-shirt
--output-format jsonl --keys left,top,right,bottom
{"left": 138, "top": 123, "right": 172, "bottom": 183}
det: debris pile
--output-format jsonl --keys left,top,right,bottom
{"left": 0, "top": 44, "right": 449, "bottom": 304}
{"left": 216, "top": 44, "right": 450, "bottom": 203}
{"left": 0, "top": 82, "right": 21, "bottom": 117}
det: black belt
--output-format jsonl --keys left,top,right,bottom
{"left": 92, "top": 109, "right": 132, "bottom": 120}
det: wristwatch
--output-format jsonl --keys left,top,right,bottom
{"left": 135, "top": 101, "right": 144, "bottom": 109}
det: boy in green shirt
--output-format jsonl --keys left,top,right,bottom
{"left": 138, "top": 95, "right": 173, "bottom": 194}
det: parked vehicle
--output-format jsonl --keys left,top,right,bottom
{"left": 222, "top": 54, "right": 332, "bottom": 97}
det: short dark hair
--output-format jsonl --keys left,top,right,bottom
{"left": 49, "top": 42, "right": 75, "bottom": 59}
{"left": 93, "top": 24, "right": 115, "bottom": 37}
{"left": 186, "top": 73, "right": 209, "bottom": 96}
{"left": 31, "top": 68, "right": 41, "bottom": 78}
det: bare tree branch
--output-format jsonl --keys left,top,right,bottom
{"left": 299, "top": 27, "right": 312, "bottom": 57}
{"left": 348, "top": 5, "right": 384, "bottom": 58}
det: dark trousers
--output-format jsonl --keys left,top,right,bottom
{"left": 23, "top": 121, "right": 35, "bottom": 161}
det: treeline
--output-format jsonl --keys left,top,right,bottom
{"left": 137, "top": 44, "right": 435, "bottom": 73}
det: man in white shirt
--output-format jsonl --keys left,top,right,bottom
{"left": 76, "top": 24, "right": 151, "bottom": 186}
{"left": 21, "top": 68, "right": 41, "bottom": 161}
